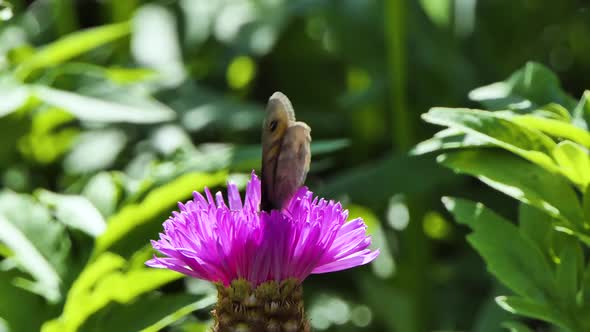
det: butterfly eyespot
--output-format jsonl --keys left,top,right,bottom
{"left": 269, "top": 120, "right": 278, "bottom": 132}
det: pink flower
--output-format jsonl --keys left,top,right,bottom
{"left": 146, "top": 172, "right": 379, "bottom": 286}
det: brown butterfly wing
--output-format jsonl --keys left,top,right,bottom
{"left": 261, "top": 92, "right": 294, "bottom": 211}
{"left": 273, "top": 122, "right": 311, "bottom": 209}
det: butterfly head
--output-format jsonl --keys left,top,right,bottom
{"left": 263, "top": 92, "right": 295, "bottom": 144}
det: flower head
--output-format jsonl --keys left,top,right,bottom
{"left": 146, "top": 172, "right": 379, "bottom": 286}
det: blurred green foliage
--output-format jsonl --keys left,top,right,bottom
{"left": 0, "top": 0, "right": 589, "bottom": 331}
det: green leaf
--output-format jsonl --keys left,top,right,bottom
{"left": 15, "top": 22, "right": 131, "bottom": 80}
{"left": 511, "top": 115, "right": 590, "bottom": 148}
{"left": 555, "top": 239, "right": 582, "bottom": 305}
{"left": 37, "top": 190, "right": 107, "bottom": 237}
{"left": 42, "top": 252, "right": 182, "bottom": 332}
{"left": 443, "top": 197, "right": 554, "bottom": 301}
{"left": 94, "top": 171, "right": 227, "bottom": 256}
{"left": 411, "top": 128, "right": 490, "bottom": 155}
{"left": 473, "top": 294, "right": 514, "bottom": 332}
{"left": 32, "top": 85, "right": 175, "bottom": 124}
{"left": 19, "top": 108, "right": 78, "bottom": 165}
{"left": 104, "top": 67, "right": 157, "bottom": 84}
{"left": 0, "top": 269, "right": 57, "bottom": 332}
{"left": 131, "top": 4, "right": 185, "bottom": 86}
{"left": 495, "top": 296, "right": 571, "bottom": 329}
{"left": 501, "top": 321, "right": 533, "bottom": 332}
{"left": 584, "top": 186, "right": 590, "bottom": 223}
{"left": 419, "top": 0, "right": 451, "bottom": 27}
{"left": 469, "top": 62, "right": 577, "bottom": 111}
{"left": 552, "top": 141, "right": 590, "bottom": 190}
{"left": 0, "top": 77, "right": 30, "bottom": 117}
{"left": 0, "top": 191, "right": 69, "bottom": 302}
{"left": 82, "top": 172, "right": 121, "bottom": 218}
{"left": 0, "top": 109, "right": 31, "bottom": 167}
{"left": 140, "top": 295, "right": 214, "bottom": 332}
{"left": 530, "top": 103, "right": 572, "bottom": 122}
{"left": 63, "top": 129, "right": 127, "bottom": 174}
{"left": 572, "top": 90, "right": 590, "bottom": 130}
{"left": 518, "top": 204, "right": 553, "bottom": 254}
{"left": 80, "top": 293, "right": 215, "bottom": 332}
{"left": 439, "top": 150, "right": 585, "bottom": 233}
{"left": 583, "top": 263, "right": 590, "bottom": 318}
{"left": 423, "top": 107, "right": 558, "bottom": 172}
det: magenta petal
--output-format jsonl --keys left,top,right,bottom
{"left": 146, "top": 172, "right": 379, "bottom": 286}
{"left": 312, "top": 249, "right": 380, "bottom": 274}
{"left": 227, "top": 182, "right": 243, "bottom": 210}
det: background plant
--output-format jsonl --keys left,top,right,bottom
{"left": 0, "top": 0, "right": 589, "bottom": 331}
{"left": 418, "top": 62, "right": 590, "bottom": 332}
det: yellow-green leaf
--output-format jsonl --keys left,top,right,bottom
{"left": 512, "top": 115, "right": 590, "bottom": 148}
{"left": 95, "top": 171, "right": 227, "bottom": 255}
{"left": 15, "top": 22, "right": 131, "bottom": 80}
{"left": 552, "top": 141, "right": 590, "bottom": 190}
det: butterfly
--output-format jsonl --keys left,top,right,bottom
{"left": 260, "top": 92, "right": 312, "bottom": 211}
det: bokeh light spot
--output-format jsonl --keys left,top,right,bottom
{"left": 309, "top": 295, "right": 351, "bottom": 330}
{"left": 227, "top": 56, "right": 256, "bottom": 90}
{"left": 351, "top": 305, "right": 372, "bottom": 327}
{"left": 347, "top": 67, "right": 371, "bottom": 93}
{"left": 423, "top": 211, "right": 451, "bottom": 240}
{"left": 0, "top": 1, "right": 13, "bottom": 21}
{"left": 387, "top": 194, "right": 410, "bottom": 231}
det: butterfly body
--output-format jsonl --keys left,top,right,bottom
{"left": 261, "top": 92, "right": 311, "bottom": 211}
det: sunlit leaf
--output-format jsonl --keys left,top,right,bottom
{"left": 37, "top": 190, "right": 107, "bottom": 237}
{"left": 64, "top": 129, "right": 127, "bottom": 174}
{"left": 423, "top": 107, "right": 558, "bottom": 172}
{"left": 95, "top": 171, "right": 227, "bottom": 256}
{"left": 15, "top": 22, "right": 131, "bottom": 80}
{"left": 41, "top": 252, "right": 182, "bottom": 332}
{"left": 32, "top": 85, "right": 175, "bottom": 124}
{"left": 552, "top": 141, "right": 590, "bottom": 190}
{"left": 82, "top": 172, "right": 121, "bottom": 218}
{"left": 105, "top": 67, "right": 156, "bottom": 84}
{"left": 439, "top": 150, "right": 586, "bottom": 234}
{"left": 511, "top": 115, "right": 590, "bottom": 148}
{"left": 131, "top": 4, "right": 185, "bottom": 87}
{"left": 411, "top": 128, "right": 490, "bottom": 155}
{"left": 0, "top": 77, "right": 30, "bottom": 117}
{"left": 572, "top": 90, "right": 590, "bottom": 130}
{"left": 19, "top": 108, "right": 78, "bottom": 165}
{"left": 469, "top": 62, "right": 577, "bottom": 112}
{"left": 0, "top": 191, "right": 68, "bottom": 302}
